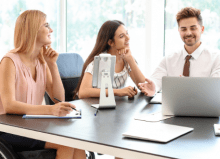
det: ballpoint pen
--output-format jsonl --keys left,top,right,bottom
{"left": 94, "top": 108, "right": 99, "bottom": 116}
{"left": 54, "top": 97, "right": 79, "bottom": 112}
{"left": 129, "top": 87, "right": 136, "bottom": 100}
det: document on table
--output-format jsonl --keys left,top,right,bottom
{"left": 150, "top": 92, "right": 162, "bottom": 104}
{"left": 123, "top": 120, "right": 194, "bottom": 143}
{"left": 22, "top": 109, "right": 81, "bottom": 119}
{"left": 134, "top": 111, "right": 173, "bottom": 122}
{"left": 214, "top": 124, "right": 220, "bottom": 135}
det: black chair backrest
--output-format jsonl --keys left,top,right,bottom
{"left": 62, "top": 77, "right": 80, "bottom": 101}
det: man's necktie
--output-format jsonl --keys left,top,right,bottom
{"left": 183, "top": 55, "right": 192, "bottom": 77}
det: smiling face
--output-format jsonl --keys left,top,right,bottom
{"left": 36, "top": 19, "right": 53, "bottom": 46}
{"left": 178, "top": 17, "right": 204, "bottom": 48}
{"left": 109, "top": 25, "right": 130, "bottom": 50}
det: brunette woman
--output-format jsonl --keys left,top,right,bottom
{"left": 75, "top": 20, "right": 145, "bottom": 99}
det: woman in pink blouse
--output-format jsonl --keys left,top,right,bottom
{"left": 0, "top": 10, "right": 86, "bottom": 159}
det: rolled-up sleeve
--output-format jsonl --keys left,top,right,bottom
{"left": 150, "top": 57, "right": 168, "bottom": 92}
{"left": 211, "top": 54, "right": 220, "bottom": 77}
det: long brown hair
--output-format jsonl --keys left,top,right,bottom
{"left": 73, "top": 20, "right": 124, "bottom": 99}
{"left": 10, "top": 10, "right": 46, "bottom": 63}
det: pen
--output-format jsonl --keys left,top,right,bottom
{"left": 94, "top": 108, "right": 99, "bottom": 116}
{"left": 54, "top": 97, "right": 78, "bottom": 112}
{"left": 128, "top": 87, "right": 136, "bottom": 100}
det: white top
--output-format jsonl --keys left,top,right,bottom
{"left": 85, "top": 61, "right": 131, "bottom": 89}
{"left": 150, "top": 43, "right": 220, "bottom": 92}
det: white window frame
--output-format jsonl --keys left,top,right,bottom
{"left": 58, "top": 0, "right": 165, "bottom": 76}
{"left": 59, "top": 0, "right": 67, "bottom": 52}
{"left": 145, "top": 0, "right": 165, "bottom": 77}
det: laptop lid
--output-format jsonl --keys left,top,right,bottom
{"left": 123, "top": 120, "right": 193, "bottom": 143}
{"left": 162, "top": 77, "right": 220, "bottom": 117}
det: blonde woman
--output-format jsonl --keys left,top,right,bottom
{"left": 0, "top": 10, "right": 86, "bottom": 159}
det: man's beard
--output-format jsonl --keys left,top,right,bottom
{"left": 183, "top": 35, "right": 197, "bottom": 46}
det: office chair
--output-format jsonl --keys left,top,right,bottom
{"left": 44, "top": 53, "right": 95, "bottom": 159}
{"left": 0, "top": 136, "right": 56, "bottom": 159}
{"left": 44, "top": 52, "right": 84, "bottom": 104}
{"left": 0, "top": 135, "right": 94, "bottom": 159}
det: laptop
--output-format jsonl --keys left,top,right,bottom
{"left": 162, "top": 77, "right": 220, "bottom": 117}
{"left": 122, "top": 120, "right": 193, "bottom": 143}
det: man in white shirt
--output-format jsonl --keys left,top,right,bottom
{"left": 138, "top": 7, "right": 220, "bottom": 96}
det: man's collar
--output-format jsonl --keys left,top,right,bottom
{"left": 183, "top": 43, "right": 204, "bottom": 60}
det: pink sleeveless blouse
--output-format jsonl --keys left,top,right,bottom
{"left": 0, "top": 53, "right": 47, "bottom": 114}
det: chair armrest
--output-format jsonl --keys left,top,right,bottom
{"left": 0, "top": 137, "right": 20, "bottom": 159}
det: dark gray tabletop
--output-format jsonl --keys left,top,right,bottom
{"left": 0, "top": 93, "right": 220, "bottom": 159}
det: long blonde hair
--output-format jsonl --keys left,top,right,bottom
{"left": 10, "top": 10, "right": 46, "bottom": 63}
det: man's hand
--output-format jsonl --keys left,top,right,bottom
{"left": 138, "top": 78, "right": 156, "bottom": 96}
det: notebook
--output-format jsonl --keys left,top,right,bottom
{"left": 123, "top": 120, "right": 193, "bottom": 143}
{"left": 22, "top": 109, "right": 81, "bottom": 119}
{"left": 162, "top": 77, "right": 220, "bottom": 117}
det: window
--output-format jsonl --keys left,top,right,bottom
{"left": 0, "top": 0, "right": 164, "bottom": 78}
{"left": 165, "top": 0, "right": 220, "bottom": 55}
{"left": 0, "top": 0, "right": 59, "bottom": 59}
{"left": 67, "top": 0, "right": 147, "bottom": 75}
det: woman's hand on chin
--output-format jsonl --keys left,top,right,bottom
{"left": 43, "top": 45, "right": 59, "bottom": 65}
{"left": 117, "top": 48, "right": 133, "bottom": 62}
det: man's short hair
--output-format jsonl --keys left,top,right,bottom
{"left": 176, "top": 7, "right": 203, "bottom": 26}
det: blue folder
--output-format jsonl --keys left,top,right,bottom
{"left": 22, "top": 109, "right": 82, "bottom": 119}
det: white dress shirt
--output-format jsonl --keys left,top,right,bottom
{"left": 151, "top": 43, "right": 220, "bottom": 92}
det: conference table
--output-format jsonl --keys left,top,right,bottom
{"left": 0, "top": 93, "right": 220, "bottom": 159}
